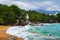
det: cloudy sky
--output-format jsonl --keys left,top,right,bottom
{"left": 0, "top": 0, "right": 60, "bottom": 11}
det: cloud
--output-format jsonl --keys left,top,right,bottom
{"left": 0, "top": 0, "right": 13, "bottom": 5}
{"left": 36, "top": 1, "right": 60, "bottom": 11}
{"left": 12, "top": 1, "right": 60, "bottom": 11}
{"left": 12, "top": 1, "right": 38, "bottom": 10}
{"left": 45, "top": 5, "right": 60, "bottom": 11}
{"left": 39, "top": 1, "right": 60, "bottom": 11}
{"left": 31, "top": 1, "right": 54, "bottom": 9}
{"left": 0, "top": 0, "right": 60, "bottom": 11}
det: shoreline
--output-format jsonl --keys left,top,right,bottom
{"left": 0, "top": 23, "right": 60, "bottom": 40}
{"left": 6, "top": 25, "right": 60, "bottom": 40}
{"left": 0, "top": 26, "right": 24, "bottom": 40}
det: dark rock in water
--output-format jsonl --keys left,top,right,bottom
{"left": 48, "top": 34, "right": 52, "bottom": 36}
{"left": 45, "top": 38, "right": 60, "bottom": 40}
{"left": 55, "top": 38, "right": 60, "bottom": 40}
{"left": 45, "top": 39, "right": 55, "bottom": 40}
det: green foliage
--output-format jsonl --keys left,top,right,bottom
{"left": 0, "top": 4, "right": 16, "bottom": 25}
{"left": 0, "top": 4, "right": 60, "bottom": 25}
{"left": 10, "top": 5, "right": 23, "bottom": 16}
{"left": 0, "top": 18, "right": 4, "bottom": 24}
{"left": 56, "top": 14, "right": 60, "bottom": 22}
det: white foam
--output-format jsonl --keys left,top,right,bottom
{"left": 43, "top": 23, "right": 51, "bottom": 26}
{"left": 6, "top": 25, "right": 58, "bottom": 40}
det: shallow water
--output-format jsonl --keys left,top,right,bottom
{"left": 28, "top": 23, "right": 60, "bottom": 37}
{"left": 6, "top": 23, "right": 60, "bottom": 40}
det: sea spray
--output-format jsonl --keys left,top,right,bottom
{"left": 6, "top": 23, "right": 60, "bottom": 40}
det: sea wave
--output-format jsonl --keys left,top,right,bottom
{"left": 6, "top": 25, "right": 60, "bottom": 40}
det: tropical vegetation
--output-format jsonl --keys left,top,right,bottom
{"left": 0, "top": 4, "right": 60, "bottom": 25}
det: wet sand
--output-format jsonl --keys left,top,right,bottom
{"left": 0, "top": 26, "right": 24, "bottom": 40}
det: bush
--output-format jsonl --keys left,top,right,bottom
{"left": 0, "top": 18, "right": 4, "bottom": 24}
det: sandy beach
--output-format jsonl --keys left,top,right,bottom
{"left": 0, "top": 26, "right": 24, "bottom": 40}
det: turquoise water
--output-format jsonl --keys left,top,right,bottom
{"left": 6, "top": 23, "right": 60, "bottom": 40}
{"left": 28, "top": 23, "right": 60, "bottom": 37}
